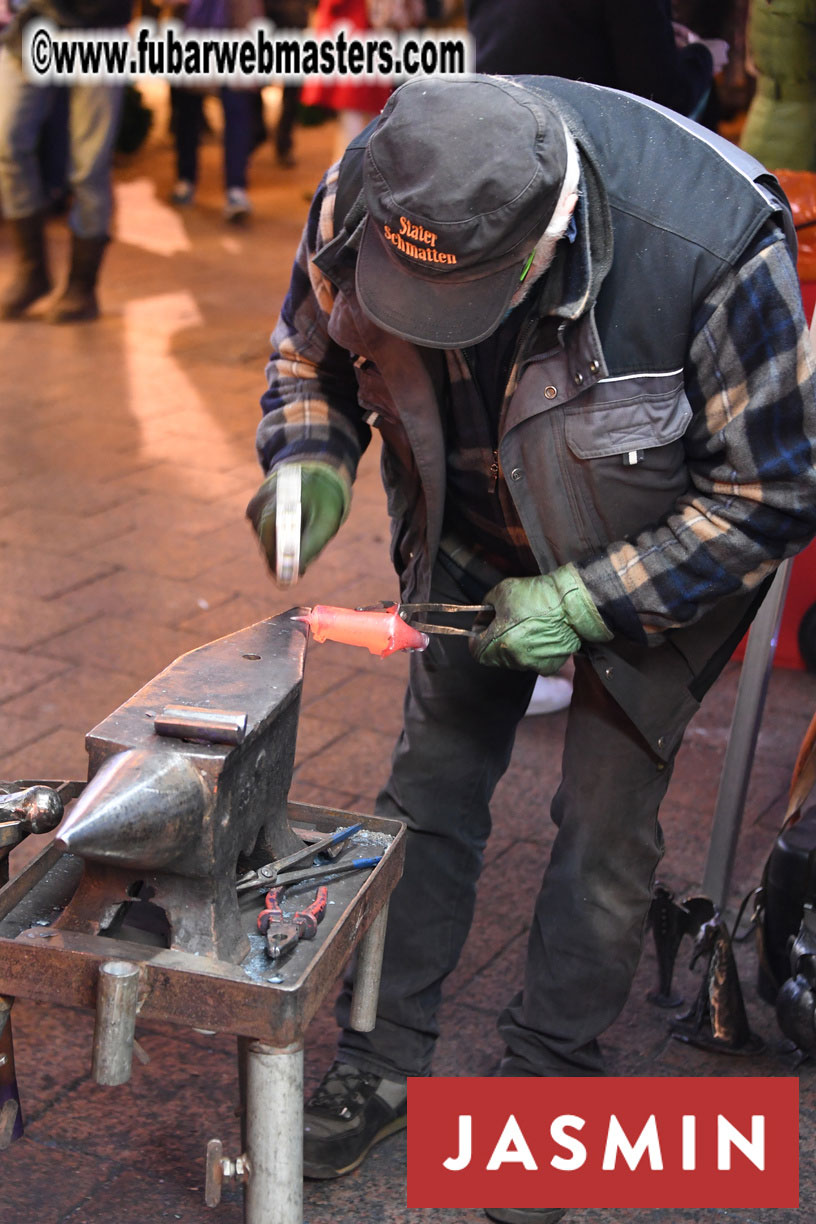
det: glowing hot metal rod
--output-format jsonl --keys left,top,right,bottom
{"left": 293, "top": 602, "right": 492, "bottom": 657}
{"left": 294, "top": 604, "right": 430, "bottom": 657}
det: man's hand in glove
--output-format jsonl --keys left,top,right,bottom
{"left": 246, "top": 461, "right": 350, "bottom": 580}
{"left": 471, "top": 563, "right": 613, "bottom": 673}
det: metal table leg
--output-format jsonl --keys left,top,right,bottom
{"left": 349, "top": 900, "right": 389, "bottom": 1032}
{"left": 244, "top": 1039, "right": 304, "bottom": 1224}
{"left": 702, "top": 559, "right": 793, "bottom": 910}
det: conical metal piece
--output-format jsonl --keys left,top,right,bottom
{"left": 57, "top": 748, "right": 211, "bottom": 872}
{"left": 671, "top": 913, "right": 764, "bottom": 1055}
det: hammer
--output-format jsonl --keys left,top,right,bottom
{"left": 0, "top": 786, "right": 64, "bottom": 850}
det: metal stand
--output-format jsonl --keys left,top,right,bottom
{"left": 702, "top": 559, "right": 793, "bottom": 910}
{"left": 0, "top": 801, "right": 405, "bottom": 1224}
{"left": 245, "top": 1041, "right": 304, "bottom": 1224}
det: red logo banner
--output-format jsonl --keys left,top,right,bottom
{"left": 407, "top": 1077, "right": 799, "bottom": 1209}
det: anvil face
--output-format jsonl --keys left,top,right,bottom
{"left": 53, "top": 612, "right": 309, "bottom": 961}
{"left": 84, "top": 612, "right": 308, "bottom": 776}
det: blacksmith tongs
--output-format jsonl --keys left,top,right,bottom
{"left": 392, "top": 602, "right": 493, "bottom": 637}
{"left": 235, "top": 822, "right": 363, "bottom": 895}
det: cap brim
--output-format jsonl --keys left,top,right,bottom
{"left": 355, "top": 217, "right": 524, "bottom": 350}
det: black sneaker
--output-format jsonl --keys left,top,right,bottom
{"left": 303, "top": 1061, "right": 408, "bottom": 1179}
{"left": 485, "top": 1210, "right": 566, "bottom": 1224}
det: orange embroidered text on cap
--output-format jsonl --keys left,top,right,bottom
{"left": 383, "top": 216, "right": 458, "bottom": 265}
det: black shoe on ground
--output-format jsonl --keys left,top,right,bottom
{"left": 485, "top": 1210, "right": 566, "bottom": 1224}
{"left": 303, "top": 1060, "right": 407, "bottom": 1179}
{"left": 0, "top": 212, "right": 52, "bottom": 319}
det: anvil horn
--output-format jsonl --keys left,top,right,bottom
{"left": 56, "top": 748, "right": 212, "bottom": 872}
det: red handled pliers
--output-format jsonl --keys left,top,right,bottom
{"left": 257, "top": 885, "right": 329, "bottom": 960}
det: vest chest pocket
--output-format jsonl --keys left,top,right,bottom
{"left": 560, "top": 381, "right": 694, "bottom": 547}
{"left": 564, "top": 383, "right": 692, "bottom": 459}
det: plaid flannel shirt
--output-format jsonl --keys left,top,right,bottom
{"left": 258, "top": 163, "right": 816, "bottom": 643}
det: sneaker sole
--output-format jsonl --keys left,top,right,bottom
{"left": 485, "top": 1210, "right": 566, "bottom": 1224}
{"left": 302, "top": 1114, "right": 408, "bottom": 1179}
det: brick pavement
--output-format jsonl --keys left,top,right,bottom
{"left": 1, "top": 90, "right": 815, "bottom": 1224}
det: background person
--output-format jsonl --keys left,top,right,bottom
{"left": 0, "top": 0, "right": 131, "bottom": 321}
{"left": 740, "top": 0, "right": 816, "bottom": 172}
{"left": 261, "top": 0, "right": 315, "bottom": 167}
{"left": 167, "top": 0, "right": 262, "bottom": 222}
{"left": 465, "top": 0, "right": 729, "bottom": 124}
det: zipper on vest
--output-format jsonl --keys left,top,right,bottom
{"left": 460, "top": 347, "right": 504, "bottom": 498}
{"left": 488, "top": 450, "right": 500, "bottom": 493}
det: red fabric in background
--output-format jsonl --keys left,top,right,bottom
{"left": 301, "top": 0, "right": 393, "bottom": 113}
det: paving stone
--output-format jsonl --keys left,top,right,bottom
{"left": 33, "top": 614, "right": 206, "bottom": 678}
{"left": 295, "top": 710, "right": 356, "bottom": 765}
{"left": 320, "top": 671, "right": 411, "bottom": 742}
{"left": 287, "top": 780, "right": 361, "bottom": 813}
{"left": 114, "top": 459, "right": 261, "bottom": 503}
{"left": 79, "top": 489, "right": 238, "bottom": 540}
{"left": 25, "top": 1037, "right": 241, "bottom": 1176}
{"left": 302, "top": 1143, "right": 487, "bottom": 1224}
{"left": 54, "top": 567, "right": 235, "bottom": 630}
{"left": 0, "top": 1138, "right": 116, "bottom": 1224}
{"left": 300, "top": 657, "right": 361, "bottom": 704}
{"left": 433, "top": 1000, "right": 505, "bottom": 1079}
{"left": 0, "top": 726, "right": 89, "bottom": 782}
{"left": 450, "top": 923, "right": 528, "bottom": 1018}
{"left": 10, "top": 1000, "right": 97, "bottom": 1116}
{"left": 58, "top": 1169, "right": 243, "bottom": 1224}
{"left": 78, "top": 526, "right": 248, "bottom": 581}
{"left": 175, "top": 593, "right": 275, "bottom": 639}
{"left": 0, "top": 707, "right": 61, "bottom": 758}
{"left": 188, "top": 551, "right": 277, "bottom": 601}
{"left": 669, "top": 735, "right": 791, "bottom": 824}
{"left": 0, "top": 504, "right": 141, "bottom": 558}
{"left": 0, "top": 589, "right": 99, "bottom": 650}
{"left": 292, "top": 726, "right": 396, "bottom": 811}
{"left": 0, "top": 473, "right": 131, "bottom": 518}
{"left": 38, "top": 416, "right": 144, "bottom": 459}
{"left": 8, "top": 662, "right": 144, "bottom": 733}
{"left": 487, "top": 769, "right": 567, "bottom": 848}
{"left": 0, "top": 647, "right": 73, "bottom": 704}
{"left": 0, "top": 543, "right": 117, "bottom": 599}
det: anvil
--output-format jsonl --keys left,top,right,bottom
{"left": 54, "top": 612, "right": 308, "bottom": 963}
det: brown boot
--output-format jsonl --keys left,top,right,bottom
{"left": 0, "top": 212, "right": 52, "bottom": 319}
{"left": 48, "top": 233, "right": 108, "bottom": 323}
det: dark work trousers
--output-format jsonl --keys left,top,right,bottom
{"left": 336, "top": 560, "right": 689, "bottom": 1079}
{"left": 173, "top": 87, "right": 253, "bottom": 189}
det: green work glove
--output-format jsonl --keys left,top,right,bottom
{"left": 471, "top": 563, "right": 613, "bottom": 673}
{"left": 246, "top": 461, "right": 350, "bottom": 580}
